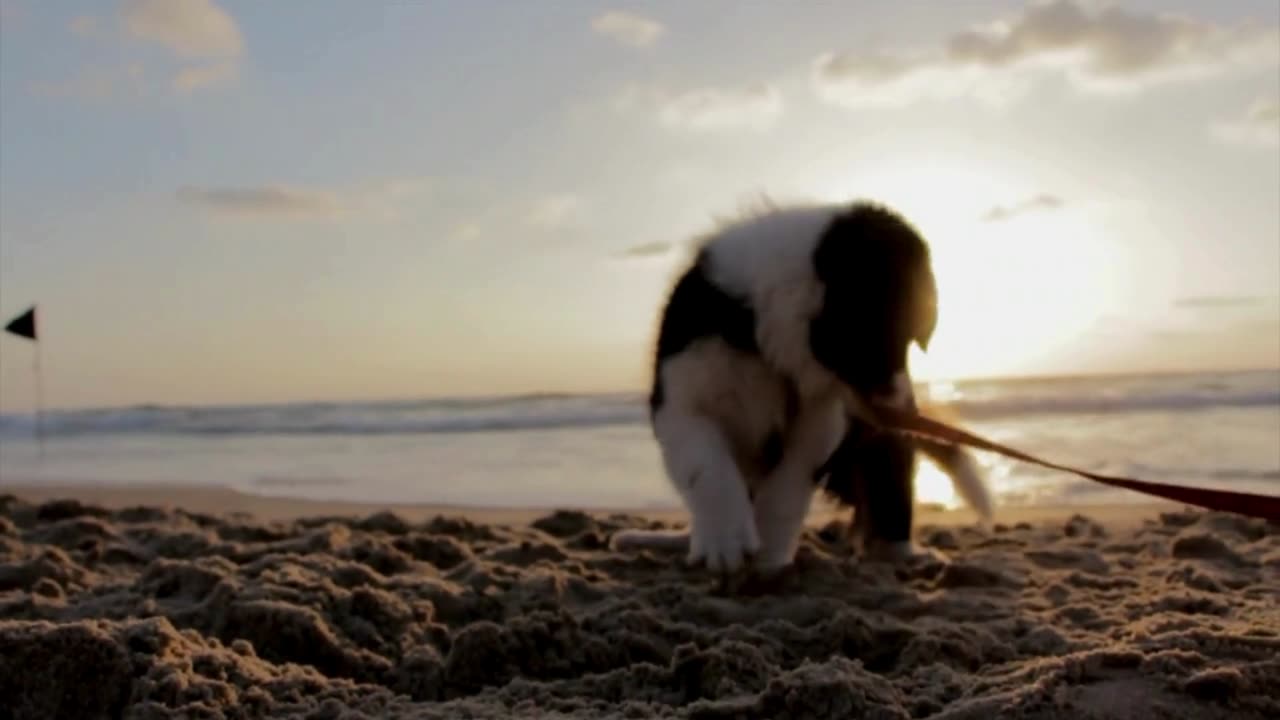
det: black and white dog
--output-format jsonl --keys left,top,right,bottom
{"left": 612, "top": 199, "right": 992, "bottom": 573}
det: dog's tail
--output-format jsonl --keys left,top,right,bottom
{"left": 917, "top": 439, "right": 994, "bottom": 522}
{"left": 609, "top": 527, "right": 691, "bottom": 552}
{"left": 914, "top": 399, "right": 994, "bottom": 521}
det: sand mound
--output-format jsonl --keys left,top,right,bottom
{"left": 1, "top": 494, "right": 1278, "bottom": 719}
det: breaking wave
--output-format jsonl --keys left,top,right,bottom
{"left": 1, "top": 370, "right": 1276, "bottom": 439}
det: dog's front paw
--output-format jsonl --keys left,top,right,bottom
{"left": 752, "top": 544, "right": 800, "bottom": 574}
{"left": 688, "top": 505, "right": 760, "bottom": 573}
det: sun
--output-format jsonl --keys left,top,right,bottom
{"left": 921, "top": 209, "right": 1124, "bottom": 382}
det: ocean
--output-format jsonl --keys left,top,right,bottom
{"left": 1, "top": 369, "right": 1277, "bottom": 512}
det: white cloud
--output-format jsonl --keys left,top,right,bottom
{"left": 48, "top": 0, "right": 244, "bottom": 98}
{"left": 525, "top": 193, "right": 584, "bottom": 229}
{"left": 591, "top": 10, "right": 664, "bottom": 48}
{"left": 121, "top": 0, "right": 242, "bottom": 59}
{"left": 1212, "top": 96, "right": 1280, "bottom": 148}
{"left": 119, "top": 0, "right": 243, "bottom": 94}
{"left": 618, "top": 82, "right": 783, "bottom": 131}
{"left": 661, "top": 84, "right": 783, "bottom": 131}
{"left": 812, "top": 52, "right": 1030, "bottom": 109}
{"left": 813, "top": 0, "right": 1279, "bottom": 108}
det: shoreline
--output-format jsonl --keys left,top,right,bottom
{"left": 1, "top": 480, "right": 1181, "bottom": 528}
{"left": 0, "top": 366, "right": 1273, "bottom": 418}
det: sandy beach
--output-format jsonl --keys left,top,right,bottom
{"left": 0, "top": 485, "right": 1275, "bottom": 719}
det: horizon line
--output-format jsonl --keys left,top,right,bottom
{"left": 1, "top": 364, "right": 1276, "bottom": 417}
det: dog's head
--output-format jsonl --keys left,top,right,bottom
{"left": 808, "top": 201, "right": 938, "bottom": 412}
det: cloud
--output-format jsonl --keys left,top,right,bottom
{"left": 591, "top": 10, "right": 664, "bottom": 48}
{"left": 175, "top": 179, "right": 437, "bottom": 221}
{"left": 812, "top": 51, "right": 1026, "bottom": 108}
{"left": 948, "top": 1, "right": 1223, "bottom": 79}
{"left": 617, "top": 83, "right": 783, "bottom": 131}
{"left": 1174, "top": 295, "right": 1264, "bottom": 309}
{"left": 177, "top": 186, "right": 342, "bottom": 218}
{"left": 982, "top": 193, "right": 1064, "bottom": 222}
{"left": 524, "top": 193, "right": 584, "bottom": 229}
{"left": 621, "top": 241, "right": 673, "bottom": 258}
{"left": 662, "top": 84, "right": 783, "bottom": 130}
{"left": 173, "top": 61, "right": 236, "bottom": 92}
{"left": 121, "top": 0, "right": 242, "bottom": 59}
{"left": 94, "top": 0, "right": 243, "bottom": 94}
{"left": 813, "top": 0, "right": 1279, "bottom": 108}
{"left": 1211, "top": 96, "right": 1280, "bottom": 148}
{"left": 46, "top": 0, "right": 243, "bottom": 99}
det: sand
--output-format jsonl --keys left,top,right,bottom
{"left": 1, "top": 485, "right": 1278, "bottom": 720}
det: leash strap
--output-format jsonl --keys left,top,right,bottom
{"left": 872, "top": 406, "right": 1280, "bottom": 523}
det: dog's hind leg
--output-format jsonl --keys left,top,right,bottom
{"left": 821, "top": 417, "right": 944, "bottom": 564}
{"left": 853, "top": 431, "right": 928, "bottom": 562}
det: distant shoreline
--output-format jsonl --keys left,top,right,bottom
{"left": 0, "top": 366, "right": 1276, "bottom": 418}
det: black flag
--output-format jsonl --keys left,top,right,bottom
{"left": 4, "top": 305, "right": 37, "bottom": 341}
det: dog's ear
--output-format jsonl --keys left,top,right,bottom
{"left": 913, "top": 264, "right": 938, "bottom": 352}
{"left": 810, "top": 203, "right": 934, "bottom": 395}
{"left": 812, "top": 203, "right": 936, "bottom": 349}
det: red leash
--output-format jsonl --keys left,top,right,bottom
{"left": 872, "top": 406, "right": 1280, "bottom": 523}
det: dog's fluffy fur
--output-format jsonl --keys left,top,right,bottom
{"left": 612, "top": 200, "right": 992, "bottom": 572}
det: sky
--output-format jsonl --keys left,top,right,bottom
{"left": 1, "top": 0, "right": 1278, "bottom": 412}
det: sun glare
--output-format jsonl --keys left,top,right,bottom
{"left": 914, "top": 456, "right": 960, "bottom": 509}
{"left": 810, "top": 157, "right": 1124, "bottom": 382}
{"left": 916, "top": 210, "right": 1121, "bottom": 382}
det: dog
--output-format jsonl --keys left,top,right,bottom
{"left": 611, "top": 199, "right": 992, "bottom": 574}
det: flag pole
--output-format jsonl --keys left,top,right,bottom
{"left": 34, "top": 333, "right": 45, "bottom": 461}
{"left": 4, "top": 304, "right": 43, "bottom": 461}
